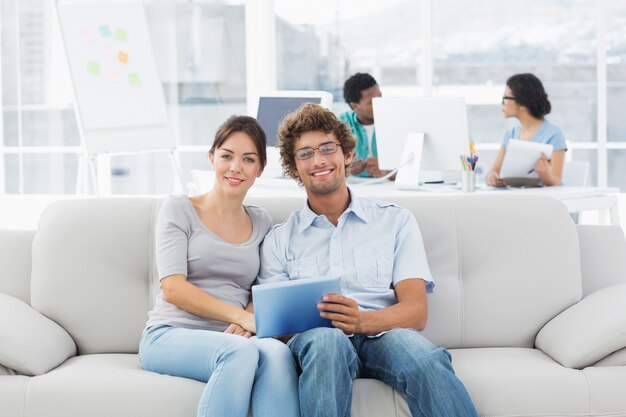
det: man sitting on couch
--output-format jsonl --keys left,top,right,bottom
{"left": 258, "top": 103, "right": 478, "bottom": 417}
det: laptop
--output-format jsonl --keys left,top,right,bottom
{"left": 252, "top": 276, "right": 341, "bottom": 338}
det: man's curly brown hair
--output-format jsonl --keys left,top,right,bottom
{"left": 277, "top": 103, "right": 356, "bottom": 183}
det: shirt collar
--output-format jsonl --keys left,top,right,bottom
{"left": 297, "top": 188, "right": 369, "bottom": 233}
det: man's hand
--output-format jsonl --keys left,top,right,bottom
{"left": 350, "top": 158, "right": 367, "bottom": 175}
{"left": 318, "top": 294, "right": 362, "bottom": 335}
{"left": 364, "top": 157, "right": 392, "bottom": 178}
{"left": 224, "top": 323, "right": 253, "bottom": 338}
{"left": 364, "top": 157, "right": 382, "bottom": 177}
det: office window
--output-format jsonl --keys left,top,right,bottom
{"left": 1, "top": 0, "right": 79, "bottom": 194}
{"left": 432, "top": 0, "right": 603, "bottom": 186}
{"left": 1, "top": 0, "right": 246, "bottom": 194}
{"left": 433, "top": 0, "right": 597, "bottom": 147}
{"left": 112, "top": 1, "right": 247, "bottom": 193}
{"left": 274, "top": 0, "right": 421, "bottom": 111}
{"left": 606, "top": 0, "right": 626, "bottom": 190}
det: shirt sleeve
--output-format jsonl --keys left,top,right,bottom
{"left": 258, "top": 227, "right": 290, "bottom": 284}
{"left": 155, "top": 197, "right": 189, "bottom": 280}
{"left": 501, "top": 127, "right": 515, "bottom": 148}
{"left": 392, "top": 210, "right": 435, "bottom": 293}
{"left": 547, "top": 124, "right": 568, "bottom": 151}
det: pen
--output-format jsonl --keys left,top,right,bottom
{"left": 528, "top": 158, "right": 551, "bottom": 174}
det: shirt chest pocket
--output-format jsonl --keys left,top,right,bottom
{"left": 354, "top": 246, "right": 393, "bottom": 289}
{"left": 287, "top": 257, "right": 319, "bottom": 279}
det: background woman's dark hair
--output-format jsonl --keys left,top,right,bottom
{"left": 210, "top": 115, "right": 267, "bottom": 169}
{"left": 343, "top": 72, "right": 378, "bottom": 104}
{"left": 506, "top": 73, "right": 552, "bottom": 119}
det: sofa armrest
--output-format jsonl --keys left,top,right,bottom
{"left": 535, "top": 283, "right": 626, "bottom": 369}
{"left": 0, "top": 294, "right": 76, "bottom": 375}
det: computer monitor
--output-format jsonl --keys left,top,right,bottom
{"left": 255, "top": 91, "right": 333, "bottom": 178}
{"left": 373, "top": 97, "right": 470, "bottom": 184}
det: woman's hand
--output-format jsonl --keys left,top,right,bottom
{"left": 486, "top": 171, "right": 508, "bottom": 187}
{"left": 224, "top": 323, "right": 253, "bottom": 338}
{"left": 533, "top": 154, "right": 552, "bottom": 177}
{"left": 237, "top": 311, "right": 256, "bottom": 335}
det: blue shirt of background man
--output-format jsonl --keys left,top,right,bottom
{"left": 339, "top": 110, "right": 378, "bottom": 177}
{"left": 258, "top": 190, "right": 434, "bottom": 312}
{"left": 501, "top": 119, "right": 568, "bottom": 151}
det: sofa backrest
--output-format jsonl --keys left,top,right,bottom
{"left": 246, "top": 194, "right": 583, "bottom": 349}
{"left": 0, "top": 229, "right": 35, "bottom": 304}
{"left": 577, "top": 224, "right": 626, "bottom": 296}
{"left": 30, "top": 198, "right": 162, "bottom": 355}
{"left": 28, "top": 194, "right": 583, "bottom": 354}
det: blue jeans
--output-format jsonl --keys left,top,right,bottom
{"left": 139, "top": 325, "right": 300, "bottom": 417}
{"left": 288, "top": 327, "right": 478, "bottom": 417}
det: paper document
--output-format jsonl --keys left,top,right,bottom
{"left": 500, "top": 139, "right": 553, "bottom": 179}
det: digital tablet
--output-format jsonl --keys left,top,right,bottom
{"left": 252, "top": 276, "right": 341, "bottom": 338}
{"left": 501, "top": 177, "right": 543, "bottom": 188}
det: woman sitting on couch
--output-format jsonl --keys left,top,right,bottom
{"left": 139, "top": 115, "right": 300, "bottom": 417}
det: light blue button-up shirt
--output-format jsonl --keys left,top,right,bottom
{"left": 258, "top": 191, "right": 434, "bottom": 312}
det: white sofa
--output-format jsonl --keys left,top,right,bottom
{"left": 1, "top": 194, "right": 626, "bottom": 417}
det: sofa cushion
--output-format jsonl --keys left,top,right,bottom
{"left": 0, "top": 294, "right": 76, "bottom": 375}
{"left": 592, "top": 347, "right": 626, "bottom": 367}
{"left": 535, "top": 284, "right": 626, "bottom": 369}
{"left": 0, "top": 374, "right": 29, "bottom": 417}
{"left": 0, "top": 365, "right": 17, "bottom": 375}
{"left": 582, "top": 366, "right": 626, "bottom": 415}
{"left": 23, "top": 354, "right": 203, "bottom": 417}
{"left": 451, "top": 347, "right": 589, "bottom": 417}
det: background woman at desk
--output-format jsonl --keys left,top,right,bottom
{"left": 486, "top": 73, "right": 567, "bottom": 187}
{"left": 139, "top": 116, "right": 300, "bottom": 417}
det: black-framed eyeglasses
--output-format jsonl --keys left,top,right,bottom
{"left": 502, "top": 95, "right": 516, "bottom": 104}
{"left": 295, "top": 142, "right": 340, "bottom": 160}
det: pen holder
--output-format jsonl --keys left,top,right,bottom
{"left": 461, "top": 171, "right": 476, "bottom": 192}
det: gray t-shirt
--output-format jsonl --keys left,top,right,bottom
{"left": 146, "top": 195, "right": 273, "bottom": 332}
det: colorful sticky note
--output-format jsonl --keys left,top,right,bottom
{"left": 106, "top": 70, "right": 119, "bottom": 81}
{"left": 82, "top": 28, "right": 94, "bottom": 41}
{"left": 128, "top": 73, "right": 141, "bottom": 85}
{"left": 115, "top": 29, "right": 127, "bottom": 41}
{"left": 117, "top": 51, "right": 128, "bottom": 64}
{"left": 99, "top": 25, "right": 112, "bottom": 37}
{"left": 88, "top": 62, "right": 101, "bottom": 75}
{"left": 100, "top": 46, "right": 113, "bottom": 57}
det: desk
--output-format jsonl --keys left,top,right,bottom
{"left": 248, "top": 177, "right": 621, "bottom": 226}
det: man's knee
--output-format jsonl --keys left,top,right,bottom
{"left": 383, "top": 329, "right": 452, "bottom": 374}
{"left": 295, "top": 327, "right": 349, "bottom": 349}
{"left": 291, "top": 327, "right": 354, "bottom": 366}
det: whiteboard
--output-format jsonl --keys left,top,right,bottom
{"left": 57, "top": 0, "right": 174, "bottom": 155}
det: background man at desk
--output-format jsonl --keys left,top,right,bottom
{"left": 258, "top": 103, "right": 478, "bottom": 417}
{"left": 339, "top": 72, "right": 388, "bottom": 178}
